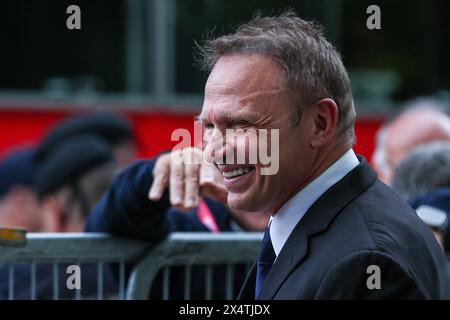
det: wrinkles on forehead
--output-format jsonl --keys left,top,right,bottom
{"left": 203, "top": 85, "right": 289, "bottom": 111}
{"left": 200, "top": 87, "right": 290, "bottom": 127}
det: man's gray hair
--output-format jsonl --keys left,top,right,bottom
{"left": 196, "top": 10, "right": 356, "bottom": 144}
{"left": 392, "top": 141, "right": 450, "bottom": 201}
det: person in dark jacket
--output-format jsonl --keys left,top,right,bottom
{"left": 1, "top": 135, "right": 118, "bottom": 300}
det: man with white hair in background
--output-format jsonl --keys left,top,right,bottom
{"left": 372, "top": 99, "right": 450, "bottom": 184}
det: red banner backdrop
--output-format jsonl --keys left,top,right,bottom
{"left": 0, "top": 108, "right": 384, "bottom": 164}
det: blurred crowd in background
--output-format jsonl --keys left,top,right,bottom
{"left": 0, "top": 113, "right": 137, "bottom": 235}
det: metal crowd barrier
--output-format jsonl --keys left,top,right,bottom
{"left": 0, "top": 231, "right": 262, "bottom": 300}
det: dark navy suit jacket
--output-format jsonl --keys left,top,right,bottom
{"left": 238, "top": 157, "right": 450, "bottom": 299}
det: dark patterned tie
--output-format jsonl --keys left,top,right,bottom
{"left": 255, "top": 224, "right": 276, "bottom": 298}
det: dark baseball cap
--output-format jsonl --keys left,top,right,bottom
{"left": 34, "top": 135, "right": 113, "bottom": 198}
{"left": 36, "top": 113, "right": 133, "bottom": 161}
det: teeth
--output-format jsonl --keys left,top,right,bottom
{"left": 223, "top": 167, "right": 252, "bottom": 178}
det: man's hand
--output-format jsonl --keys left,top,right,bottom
{"left": 148, "top": 147, "right": 227, "bottom": 210}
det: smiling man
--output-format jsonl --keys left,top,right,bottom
{"left": 192, "top": 11, "right": 450, "bottom": 299}
{"left": 88, "top": 11, "right": 450, "bottom": 300}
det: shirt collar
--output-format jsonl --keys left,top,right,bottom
{"left": 270, "top": 149, "right": 360, "bottom": 256}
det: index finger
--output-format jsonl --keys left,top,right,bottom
{"left": 149, "top": 155, "right": 170, "bottom": 200}
{"left": 183, "top": 153, "right": 201, "bottom": 209}
{"left": 169, "top": 151, "right": 185, "bottom": 207}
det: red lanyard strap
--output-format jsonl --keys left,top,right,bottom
{"left": 197, "top": 199, "right": 220, "bottom": 233}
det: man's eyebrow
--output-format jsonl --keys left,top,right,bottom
{"left": 195, "top": 112, "right": 257, "bottom": 125}
{"left": 195, "top": 114, "right": 207, "bottom": 123}
{"left": 227, "top": 113, "right": 257, "bottom": 124}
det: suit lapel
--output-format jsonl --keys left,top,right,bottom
{"left": 257, "top": 157, "right": 377, "bottom": 299}
{"left": 237, "top": 263, "right": 257, "bottom": 300}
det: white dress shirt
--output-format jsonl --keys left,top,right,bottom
{"left": 270, "top": 149, "right": 360, "bottom": 256}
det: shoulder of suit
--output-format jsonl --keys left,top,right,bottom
{"left": 345, "top": 180, "right": 436, "bottom": 255}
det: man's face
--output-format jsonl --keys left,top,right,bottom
{"left": 200, "top": 54, "right": 316, "bottom": 214}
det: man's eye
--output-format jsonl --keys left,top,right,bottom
{"left": 203, "top": 124, "right": 214, "bottom": 130}
{"left": 230, "top": 124, "right": 252, "bottom": 130}
{"left": 227, "top": 121, "right": 252, "bottom": 129}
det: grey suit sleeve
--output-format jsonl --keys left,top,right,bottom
{"left": 315, "top": 250, "right": 426, "bottom": 299}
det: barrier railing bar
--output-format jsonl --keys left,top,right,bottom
{"left": 8, "top": 262, "right": 14, "bottom": 300}
{"left": 30, "top": 261, "right": 36, "bottom": 300}
{"left": 162, "top": 266, "right": 170, "bottom": 300}
{"left": 97, "top": 262, "right": 104, "bottom": 300}
{"left": 183, "top": 265, "right": 191, "bottom": 300}
{"left": 1, "top": 232, "right": 263, "bottom": 300}
{"left": 226, "top": 264, "right": 234, "bottom": 300}
{"left": 119, "top": 260, "right": 125, "bottom": 300}
{"left": 205, "top": 265, "right": 212, "bottom": 300}
{"left": 53, "top": 262, "right": 59, "bottom": 300}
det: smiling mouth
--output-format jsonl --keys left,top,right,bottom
{"left": 222, "top": 166, "right": 256, "bottom": 179}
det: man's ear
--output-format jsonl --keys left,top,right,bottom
{"left": 309, "top": 98, "right": 339, "bottom": 148}
{"left": 41, "top": 195, "right": 64, "bottom": 232}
